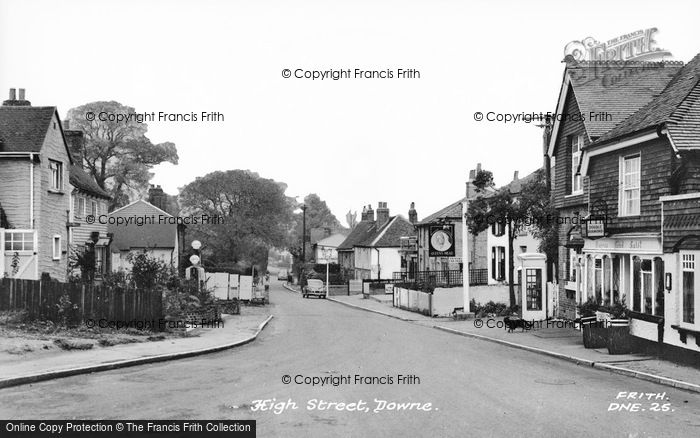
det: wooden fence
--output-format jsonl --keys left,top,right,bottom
{"left": 0, "top": 278, "right": 163, "bottom": 324}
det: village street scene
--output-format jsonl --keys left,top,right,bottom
{"left": 2, "top": 1, "right": 700, "bottom": 437}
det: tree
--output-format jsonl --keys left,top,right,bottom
{"left": 178, "top": 170, "right": 295, "bottom": 269}
{"left": 466, "top": 168, "right": 557, "bottom": 308}
{"left": 66, "top": 101, "right": 178, "bottom": 210}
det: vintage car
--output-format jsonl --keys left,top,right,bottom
{"left": 303, "top": 278, "right": 326, "bottom": 299}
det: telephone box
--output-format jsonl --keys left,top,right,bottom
{"left": 517, "top": 253, "right": 547, "bottom": 321}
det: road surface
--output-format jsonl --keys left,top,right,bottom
{"left": 1, "top": 282, "right": 699, "bottom": 437}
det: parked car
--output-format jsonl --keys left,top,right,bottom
{"left": 303, "top": 279, "right": 326, "bottom": 299}
{"left": 277, "top": 270, "right": 287, "bottom": 281}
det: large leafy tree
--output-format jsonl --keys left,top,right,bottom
{"left": 178, "top": 170, "right": 295, "bottom": 269}
{"left": 466, "top": 168, "right": 556, "bottom": 308}
{"left": 287, "top": 193, "right": 345, "bottom": 276}
{"left": 66, "top": 101, "right": 178, "bottom": 210}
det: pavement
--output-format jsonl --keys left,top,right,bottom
{"left": 3, "top": 282, "right": 698, "bottom": 437}
{"left": 323, "top": 291, "right": 700, "bottom": 394}
{"left": 0, "top": 306, "right": 273, "bottom": 389}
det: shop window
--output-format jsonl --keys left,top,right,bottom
{"left": 594, "top": 258, "right": 603, "bottom": 304}
{"left": 682, "top": 254, "right": 695, "bottom": 324}
{"left": 641, "top": 259, "right": 653, "bottom": 314}
{"left": 612, "top": 256, "right": 620, "bottom": 304}
{"left": 654, "top": 257, "right": 664, "bottom": 316}
{"left": 603, "top": 256, "right": 612, "bottom": 306}
{"left": 632, "top": 256, "right": 641, "bottom": 312}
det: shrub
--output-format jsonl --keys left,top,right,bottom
{"left": 609, "top": 295, "right": 629, "bottom": 319}
{"left": 577, "top": 296, "right": 600, "bottom": 318}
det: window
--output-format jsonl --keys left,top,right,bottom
{"left": 568, "top": 249, "right": 578, "bottom": 282}
{"left": 632, "top": 257, "right": 641, "bottom": 312}
{"left": 91, "top": 201, "right": 97, "bottom": 216}
{"left": 491, "top": 247, "right": 496, "bottom": 280}
{"left": 4, "top": 231, "right": 34, "bottom": 251}
{"left": 682, "top": 253, "right": 695, "bottom": 324}
{"left": 641, "top": 259, "right": 653, "bottom": 314}
{"left": 520, "top": 245, "right": 527, "bottom": 253}
{"left": 52, "top": 235, "right": 61, "bottom": 260}
{"left": 526, "top": 268, "right": 542, "bottom": 310}
{"left": 603, "top": 256, "right": 612, "bottom": 306}
{"left": 77, "top": 197, "right": 85, "bottom": 217}
{"left": 49, "top": 160, "right": 63, "bottom": 191}
{"left": 491, "top": 221, "right": 505, "bottom": 237}
{"left": 619, "top": 155, "right": 640, "bottom": 216}
{"left": 594, "top": 258, "right": 603, "bottom": 304}
{"left": 571, "top": 135, "right": 583, "bottom": 194}
{"left": 498, "top": 246, "right": 506, "bottom": 281}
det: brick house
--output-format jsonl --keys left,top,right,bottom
{"left": 337, "top": 202, "right": 416, "bottom": 280}
{"left": 575, "top": 54, "right": 700, "bottom": 357}
{"left": 547, "top": 60, "right": 683, "bottom": 319}
{"left": 0, "top": 89, "right": 77, "bottom": 281}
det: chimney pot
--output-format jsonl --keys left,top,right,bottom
{"left": 18, "top": 88, "right": 25, "bottom": 101}
{"left": 477, "top": 163, "right": 482, "bottom": 172}
{"left": 9, "top": 88, "right": 16, "bottom": 100}
{"left": 513, "top": 171, "right": 519, "bottom": 181}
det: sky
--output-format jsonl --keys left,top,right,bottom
{"left": 2, "top": 0, "right": 699, "bottom": 225}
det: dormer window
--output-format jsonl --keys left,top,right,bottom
{"left": 571, "top": 135, "right": 583, "bottom": 194}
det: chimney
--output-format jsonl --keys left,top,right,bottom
{"left": 366, "top": 204, "right": 375, "bottom": 222}
{"left": 408, "top": 202, "right": 418, "bottom": 224}
{"left": 63, "top": 128, "right": 84, "bottom": 163}
{"left": 148, "top": 185, "right": 167, "bottom": 212}
{"left": 466, "top": 162, "right": 482, "bottom": 199}
{"left": 3, "top": 87, "right": 30, "bottom": 106}
{"left": 376, "top": 202, "right": 390, "bottom": 228}
{"left": 513, "top": 170, "right": 519, "bottom": 181}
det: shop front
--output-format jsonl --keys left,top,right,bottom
{"left": 581, "top": 233, "right": 665, "bottom": 345}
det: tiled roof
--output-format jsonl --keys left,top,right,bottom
{"left": 498, "top": 169, "right": 539, "bottom": 195}
{"left": 369, "top": 216, "right": 416, "bottom": 247}
{"left": 337, "top": 221, "right": 377, "bottom": 251}
{"left": 108, "top": 200, "right": 177, "bottom": 252}
{"left": 417, "top": 197, "right": 465, "bottom": 225}
{"left": 0, "top": 106, "right": 56, "bottom": 152}
{"left": 566, "top": 61, "right": 682, "bottom": 139}
{"left": 595, "top": 54, "right": 700, "bottom": 147}
{"left": 315, "top": 233, "right": 347, "bottom": 248}
{"left": 70, "top": 164, "right": 111, "bottom": 199}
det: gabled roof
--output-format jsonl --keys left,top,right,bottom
{"left": 337, "top": 221, "right": 377, "bottom": 251}
{"left": 367, "top": 215, "right": 416, "bottom": 248}
{"left": 108, "top": 199, "right": 177, "bottom": 252}
{"left": 595, "top": 53, "right": 700, "bottom": 149}
{"left": 548, "top": 60, "right": 683, "bottom": 157}
{"left": 0, "top": 106, "right": 56, "bottom": 153}
{"left": 70, "top": 164, "right": 111, "bottom": 199}
{"left": 314, "top": 233, "right": 347, "bottom": 248}
{"left": 417, "top": 197, "right": 465, "bottom": 225}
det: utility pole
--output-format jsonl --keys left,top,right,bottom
{"left": 301, "top": 204, "right": 307, "bottom": 263}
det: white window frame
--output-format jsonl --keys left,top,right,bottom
{"left": 77, "top": 197, "right": 85, "bottom": 218}
{"left": 680, "top": 252, "right": 697, "bottom": 328}
{"left": 4, "top": 230, "right": 36, "bottom": 253}
{"left": 49, "top": 160, "right": 63, "bottom": 191}
{"left": 52, "top": 235, "right": 61, "bottom": 260}
{"left": 619, "top": 154, "right": 641, "bottom": 217}
{"left": 571, "top": 135, "right": 584, "bottom": 195}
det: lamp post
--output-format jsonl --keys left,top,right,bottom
{"left": 301, "top": 204, "right": 307, "bottom": 263}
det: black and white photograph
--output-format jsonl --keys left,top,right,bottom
{"left": 1, "top": 0, "right": 700, "bottom": 436}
